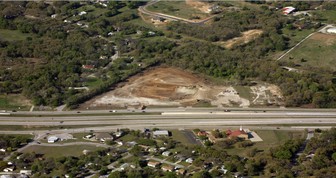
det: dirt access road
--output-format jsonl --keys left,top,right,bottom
{"left": 82, "top": 67, "right": 283, "bottom": 109}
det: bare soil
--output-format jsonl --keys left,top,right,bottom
{"left": 217, "top": 29, "right": 263, "bottom": 49}
{"left": 82, "top": 67, "right": 248, "bottom": 109}
{"left": 310, "top": 33, "right": 336, "bottom": 46}
{"left": 185, "top": 0, "right": 212, "bottom": 13}
{"left": 81, "top": 67, "right": 283, "bottom": 109}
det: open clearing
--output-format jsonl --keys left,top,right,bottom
{"left": 146, "top": 0, "right": 210, "bottom": 20}
{"left": 0, "top": 29, "right": 30, "bottom": 41}
{"left": 283, "top": 32, "right": 336, "bottom": 70}
{"left": 21, "top": 145, "right": 103, "bottom": 158}
{"left": 216, "top": 29, "right": 263, "bottom": 49}
{"left": 81, "top": 67, "right": 283, "bottom": 109}
{"left": 0, "top": 94, "right": 31, "bottom": 110}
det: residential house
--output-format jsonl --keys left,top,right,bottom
{"left": 82, "top": 65, "right": 95, "bottom": 69}
{"left": 282, "top": 6, "right": 295, "bottom": 15}
{"left": 153, "top": 130, "right": 169, "bottom": 138}
{"left": 186, "top": 158, "right": 193, "bottom": 164}
{"left": 147, "top": 161, "right": 160, "bottom": 168}
{"left": 47, "top": 136, "right": 59, "bottom": 143}
{"left": 227, "top": 129, "right": 249, "bottom": 140}
{"left": 176, "top": 169, "right": 186, "bottom": 175}
{"left": 161, "top": 165, "right": 174, "bottom": 172}
{"left": 19, "top": 170, "right": 32, "bottom": 176}
{"left": 197, "top": 131, "right": 208, "bottom": 137}
{"left": 162, "top": 151, "right": 172, "bottom": 157}
{"left": 95, "top": 132, "right": 113, "bottom": 142}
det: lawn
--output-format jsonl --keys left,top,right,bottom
{"left": 0, "top": 94, "right": 31, "bottom": 111}
{"left": 83, "top": 77, "right": 104, "bottom": 88}
{"left": 170, "top": 130, "right": 194, "bottom": 145}
{"left": 282, "top": 33, "right": 336, "bottom": 70}
{"left": 225, "top": 129, "right": 305, "bottom": 157}
{"left": 22, "top": 145, "right": 103, "bottom": 158}
{"left": 0, "top": 29, "right": 31, "bottom": 41}
{"left": 313, "top": 10, "right": 336, "bottom": 24}
{"left": 281, "top": 28, "right": 314, "bottom": 47}
{"left": 146, "top": 1, "right": 210, "bottom": 20}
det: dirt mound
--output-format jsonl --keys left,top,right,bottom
{"left": 81, "top": 67, "right": 253, "bottom": 109}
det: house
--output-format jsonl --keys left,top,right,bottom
{"left": 148, "top": 31, "right": 156, "bottom": 36}
{"left": 126, "top": 141, "right": 137, "bottom": 147}
{"left": 282, "top": 6, "right": 295, "bottom": 15}
{"left": 147, "top": 161, "right": 160, "bottom": 168}
{"left": 95, "top": 132, "right": 113, "bottom": 142}
{"left": 174, "top": 154, "right": 186, "bottom": 161}
{"left": 185, "top": 158, "right": 193, "bottom": 164}
{"left": 162, "top": 165, "right": 174, "bottom": 172}
{"left": 83, "top": 150, "right": 91, "bottom": 155}
{"left": 82, "top": 65, "right": 95, "bottom": 69}
{"left": 116, "top": 141, "right": 123, "bottom": 145}
{"left": 197, "top": 131, "right": 208, "bottom": 137}
{"left": 19, "top": 170, "right": 32, "bottom": 176}
{"left": 148, "top": 147, "right": 157, "bottom": 153}
{"left": 78, "top": 11, "right": 87, "bottom": 16}
{"left": 153, "top": 130, "right": 169, "bottom": 137}
{"left": 227, "top": 129, "right": 249, "bottom": 140}
{"left": 0, "top": 148, "right": 6, "bottom": 152}
{"left": 84, "top": 134, "right": 94, "bottom": 139}
{"left": 162, "top": 151, "right": 171, "bottom": 157}
{"left": 3, "top": 167, "right": 14, "bottom": 172}
{"left": 176, "top": 169, "right": 186, "bottom": 175}
{"left": 47, "top": 136, "right": 59, "bottom": 143}
{"left": 51, "top": 14, "right": 57, "bottom": 18}
{"left": 115, "top": 131, "right": 123, "bottom": 138}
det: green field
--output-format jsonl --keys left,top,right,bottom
{"left": 283, "top": 33, "right": 336, "bottom": 70}
{"left": 0, "top": 29, "right": 31, "bottom": 41}
{"left": 22, "top": 145, "right": 103, "bottom": 157}
{"left": 281, "top": 28, "right": 314, "bottom": 47}
{"left": 0, "top": 95, "right": 30, "bottom": 111}
{"left": 314, "top": 10, "right": 336, "bottom": 23}
{"left": 147, "top": 1, "right": 210, "bottom": 20}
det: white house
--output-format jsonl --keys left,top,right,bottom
{"left": 20, "top": 170, "right": 32, "bottom": 175}
{"left": 162, "top": 151, "right": 171, "bottom": 157}
{"left": 153, "top": 130, "right": 169, "bottom": 137}
{"left": 47, "top": 136, "right": 59, "bottom": 143}
{"left": 186, "top": 158, "right": 193, "bottom": 164}
{"left": 79, "top": 11, "right": 87, "bottom": 16}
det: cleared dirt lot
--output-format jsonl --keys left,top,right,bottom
{"left": 216, "top": 29, "right": 263, "bottom": 49}
{"left": 82, "top": 67, "right": 283, "bottom": 109}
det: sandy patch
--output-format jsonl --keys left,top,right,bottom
{"left": 250, "top": 84, "right": 283, "bottom": 106}
{"left": 217, "top": 29, "right": 263, "bottom": 49}
{"left": 185, "top": 0, "right": 212, "bottom": 13}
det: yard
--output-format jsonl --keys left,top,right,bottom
{"left": 0, "top": 94, "right": 31, "bottom": 111}
{"left": 282, "top": 32, "right": 336, "bottom": 71}
{"left": 225, "top": 129, "right": 306, "bottom": 157}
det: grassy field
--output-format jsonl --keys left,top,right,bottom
{"left": 0, "top": 29, "right": 31, "bottom": 41}
{"left": 83, "top": 77, "right": 104, "bottom": 88}
{"left": 281, "top": 28, "right": 314, "bottom": 47}
{"left": 282, "top": 33, "right": 336, "bottom": 70}
{"left": 22, "top": 145, "right": 103, "bottom": 157}
{"left": 225, "top": 129, "right": 305, "bottom": 157}
{"left": 0, "top": 95, "right": 31, "bottom": 111}
{"left": 313, "top": 10, "right": 336, "bottom": 23}
{"left": 147, "top": 1, "right": 210, "bottom": 20}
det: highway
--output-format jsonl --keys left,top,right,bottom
{"left": 0, "top": 108, "right": 335, "bottom": 132}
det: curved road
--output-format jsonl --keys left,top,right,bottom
{"left": 138, "top": 0, "right": 216, "bottom": 25}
